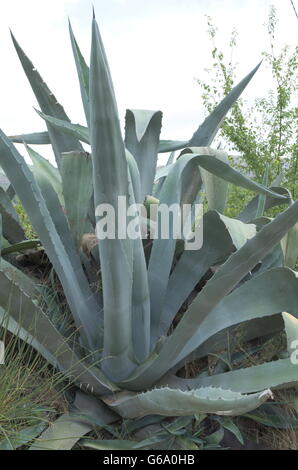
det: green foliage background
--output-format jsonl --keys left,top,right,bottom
{"left": 197, "top": 6, "right": 297, "bottom": 218}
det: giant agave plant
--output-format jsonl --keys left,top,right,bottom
{"left": 0, "top": 13, "right": 298, "bottom": 449}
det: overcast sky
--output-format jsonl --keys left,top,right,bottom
{"left": 0, "top": 0, "right": 296, "bottom": 164}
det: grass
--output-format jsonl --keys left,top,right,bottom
{"left": 237, "top": 391, "right": 298, "bottom": 450}
{"left": 0, "top": 328, "right": 67, "bottom": 449}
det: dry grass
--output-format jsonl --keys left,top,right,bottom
{"left": 237, "top": 390, "right": 298, "bottom": 450}
{"left": 0, "top": 332, "right": 68, "bottom": 448}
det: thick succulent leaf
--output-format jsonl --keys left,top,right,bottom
{"left": 70, "top": 390, "right": 118, "bottom": 425}
{"left": 165, "top": 268, "right": 298, "bottom": 374}
{"left": 237, "top": 187, "right": 291, "bottom": 223}
{"left": 282, "top": 312, "right": 298, "bottom": 356}
{"left": 158, "top": 140, "right": 189, "bottom": 153}
{"left": 154, "top": 163, "right": 175, "bottom": 181}
{"left": 167, "top": 151, "right": 176, "bottom": 165}
{"left": 187, "top": 314, "right": 283, "bottom": 369}
{"left": 215, "top": 416, "right": 244, "bottom": 445}
{"left": 0, "top": 130, "right": 100, "bottom": 350}
{"left": 0, "top": 306, "right": 56, "bottom": 365}
{"left": 200, "top": 151, "right": 229, "bottom": 213}
{"left": 148, "top": 154, "right": 204, "bottom": 341}
{"left": 157, "top": 212, "right": 256, "bottom": 340}
{"left": 35, "top": 110, "right": 90, "bottom": 145}
{"left": 281, "top": 223, "right": 298, "bottom": 269}
{"left": 186, "top": 148, "right": 287, "bottom": 200}
{"left": 61, "top": 151, "right": 94, "bottom": 245}
{"left": 69, "top": 20, "right": 90, "bottom": 126}
{"left": 125, "top": 109, "right": 162, "bottom": 200}
{"left": 123, "top": 197, "right": 298, "bottom": 390}
{"left": 127, "top": 151, "right": 150, "bottom": 362}
{"left": 30, "top": 391, "right": 117, "bottom": 450}
{"left": 131, "top": 416, "right": 191, "bottom": 447}
{"left": 161, "top": 201, "right": 298, "bottom": 374}
{"left": 13, "top": 57, "right": 260, "bottom": 160}
{"left": 9, "top": 131, "right": 50, "bottom": 145}
{"left": 90, "top": 16, "right": 135, "bottom": 380}
{"left": 6, "top": 184, "right": 16, "bottom": 200}
{"left": 174, "top": 268, "right": 298, "bottom": 365}
{"left": 11, "top": 32, "right": 83, "bottom": 167}
{"left": 244, "top": 217, "right": 285, "bottom": 275}
{"left": 154, "top": 152, "right": 176, "bottom": 198}
{"left": 0, "top": 269, "right": 114, "bottom": 394}
{"left": 173, "top": 313, "right": 298, "bottom": 394}
{"left": 182, "top": 358, "right": 298, "bottom": 394}
{"left": 148, "top": 148, "right": 285, "bottom": 345}
{"left": 0, "top": 255, "right": 41, "bottom": 300}
{"left": 26, "top": 145, "right": 103, "bottom": 332}
{"left": 29, "top": 415, "right": 92, "bottom": 450}
{"left": 126, "top": 150, "right": 142, "bottom": 204}
{"left": 253, "top": 241, "right": 284, "bottom": 276}
{"left": 104, "top": 387, "right": 272, "bottom": 418}
{"left": 255, "top": 164, "right": 269, "bottom": 218}
{"left": 161, "top": 64, "right": 261, "bottom": 201}
{"left": 0, "top": 187, "right": 25, "bottom": 243}
{"left": 1, "top": 239, "right": 41, "bottom": 255}
{"left": 26, "top": 144, "right": 63, "bottom": 204}
{"left": 0, "top": 423, "right": 47, "bottom": 450}
{"left": 189, "top": 62, "right": 261, "bottom": 146}
{"left": 180, "top": 157, "right": 203, "bottom": 207}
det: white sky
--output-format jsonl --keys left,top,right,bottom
{"left": 0, "top": 0, "right": 296, "bottom": 164}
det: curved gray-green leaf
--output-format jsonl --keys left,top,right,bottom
{"left": 0, "top": 268, "right": 114, "bottom": 395}
{"left": 9, "top": 131, "right": 50, "bottom": 145}
{"left": 0, "top": 423, "right": 47, "bottom": 450}
{"left": 122, "top": 197, "right": 298, "bottom": 390}
{"left": 125, "top": 109, "right": 162, "bottom": 200}
{"left": 189, "top": 62, "right": 261, "bottom": 147}
{"left": 104, "top": 386, "right": 272, "bottom": 418}
{"left": 158, "top": 140, "right": 189, "bottom": 153}
{"left": 1, "top": 239, "right": 41, "bottom": 256}
{"left": 186, "top": 148, "right": 287, "bottom": 200}
{"left": 174, "top": 267, "right": 298, "bottom": 365}
{"left": 35, "top": 110, "right": 90, "bottom": 145}
{"left": 11, "top": 32, "right": 83, "bottom": 167}
{"left": 157, "top": 212, "right": 256, "bottom": 340}
{"left": 153, "top": 152, "right": 176, "bottom": 198}
{"left": 26, "top": 144, "right": 63, "bottom": 204}
{"left": 26, "top": 146, "right": 102, "bottom": 337}
{"left": 200, "top": 151, "right": 229, "bottom": 213}
{"left": 0, "top": 187, "right": 25, "bottom": 243}
{"left": 30, "top": 391, "right": 117, "bottom": 450}
{"left": 169, "top": 313, "right": 298, "bottom": 394}
{"left": 69, "top": 20, "right": 90, "bottom": 127}
{"left": 0, "top": 130, "right": 100, "bottom": 350}
{"left": 281, "top": 223, "right": 298, "bottom": 269}
{"left": 127, "top": 152, "right": 150, "bottom": 362}
{"left": 158, "top": 64, "right": 260, "bottom": 155}
{"left": 148, "top": 147, "right": 285, "bottom": 346}
{"left": 29, "top": 415, "right": 92, "bottom": 450}
{"left": 61, "top": 151, "right": 94, "bottom": 245}
{"left": 282, "top": 312, "right": 298, "bottom": 356}
{"left": 238, "top": 186, "right": 291, "bottom": 223}
{"left": 179, "top": 358, "right": 298, "bottom": 394}
{"left": 90, "top": 15, "right": 135, "bottom": 380}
